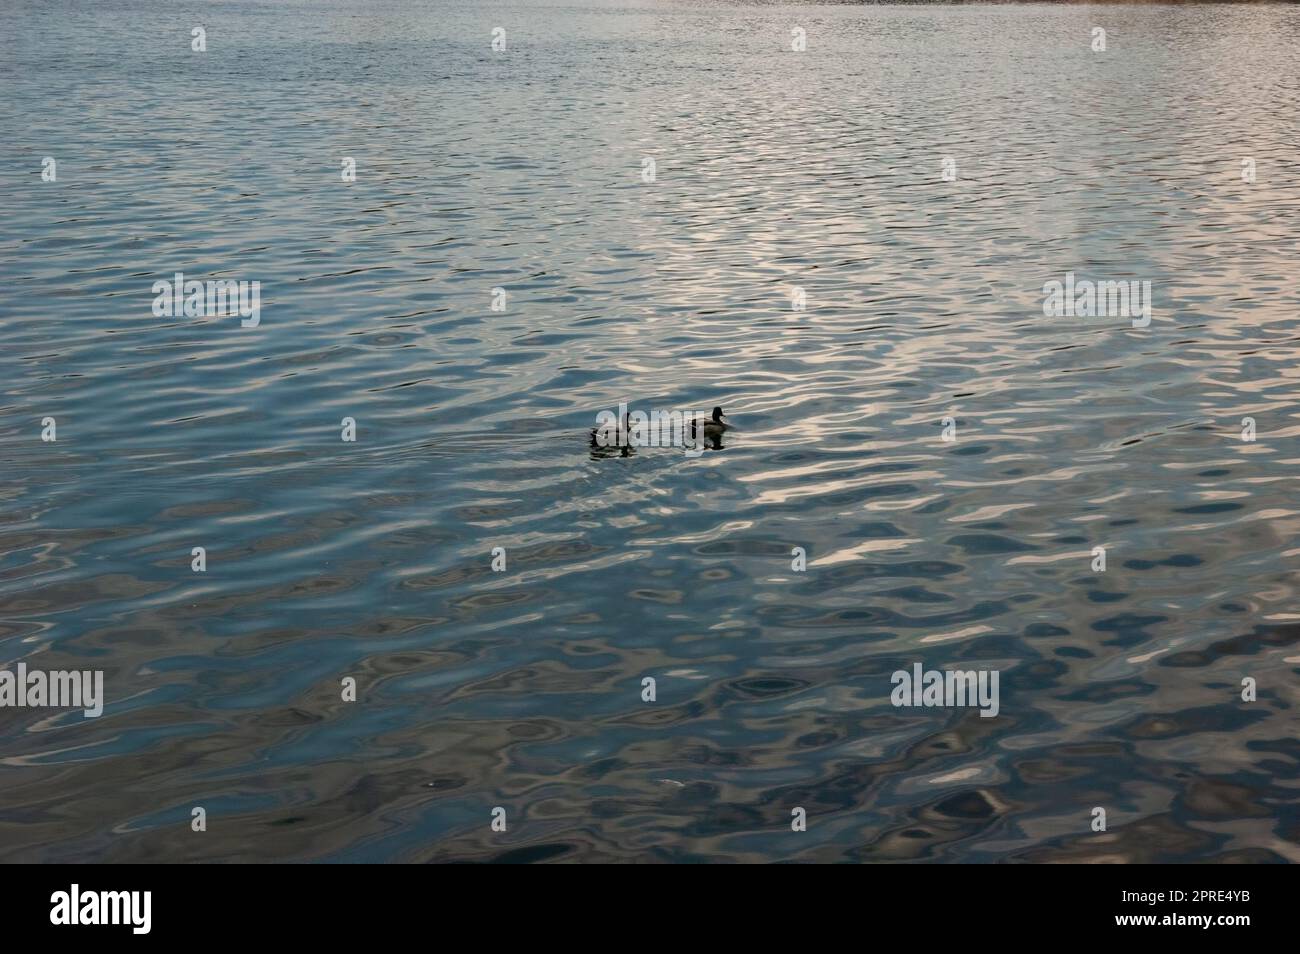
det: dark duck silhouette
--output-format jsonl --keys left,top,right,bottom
{"left": 689, "top": 406, "right": 730, "bottom": 442}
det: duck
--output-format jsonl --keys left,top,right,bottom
{"left": 689, "top": 406, "right": 730, "bottom": 441}
{"left": 590, "top": 413, "right": 629, "bottom": 448}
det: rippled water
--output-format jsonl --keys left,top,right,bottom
{"left": 2, "top": 0, "right": 1299, "bottom": 863}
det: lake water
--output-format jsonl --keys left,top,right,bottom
{"left": 2, "top": 0, "right": 1298, "bottom": 862}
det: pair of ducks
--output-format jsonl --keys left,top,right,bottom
{"left": 589, "top": 406, "right": 731, "bottom": 448}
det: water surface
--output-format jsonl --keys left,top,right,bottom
{"left": 1, "top": 0, "right": 1299, "bottom": 862}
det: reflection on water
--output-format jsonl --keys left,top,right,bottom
{"left": 1, "top": 0, "right": 1298, "bottom": 862}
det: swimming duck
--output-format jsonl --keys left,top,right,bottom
{"left": 590, "top": 414, "right": 629, "bottom": 448}
{"left": 690, "top": 406, "right": 730, "bottom": 441}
